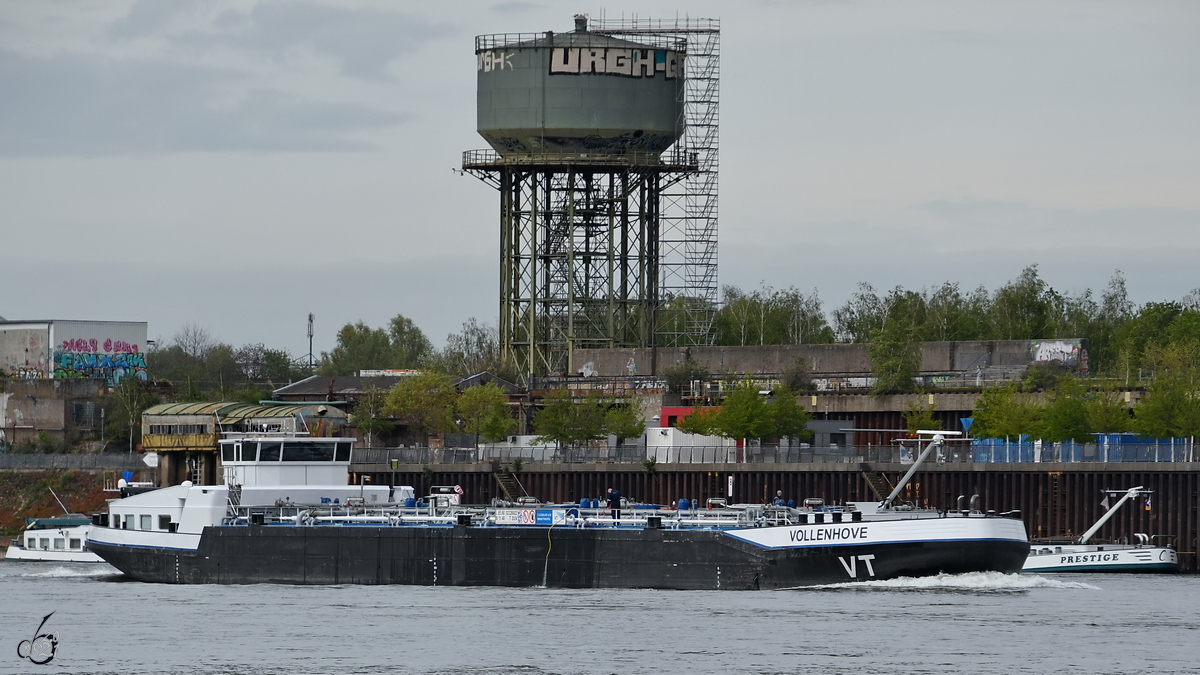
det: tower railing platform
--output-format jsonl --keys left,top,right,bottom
{"left": 462, "top": 149, "right": 698, "bottom": 171}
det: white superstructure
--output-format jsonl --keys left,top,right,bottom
{"left": 89, "top": 434, "right": 389, "bottom": 554}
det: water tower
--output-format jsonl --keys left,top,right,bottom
{"left": 464, "top": 15, "right": 720, "bottom": 379}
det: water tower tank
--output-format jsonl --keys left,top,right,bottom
{"left": 477, "top": 16, "right": 684, "bottom": 157}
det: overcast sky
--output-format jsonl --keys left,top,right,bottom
{"left": 2, "top": 0, "right": 1197, "bottom": 358}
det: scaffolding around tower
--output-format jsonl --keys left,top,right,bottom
{"left": 593, "top": 16, "right": 721, "bottom": 349}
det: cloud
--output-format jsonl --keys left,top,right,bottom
{"left": 487, "top": 2, "right": 547, "bottom": 14}
{"left": 911, "top": 199, "right": 1200, "bottom": 251}
{"left": 0, "top": 50, "right": 413, "bottom": 155}
{"left": 109, "top": 0, "right": 457, "bottom": 80}
{"left": 0, "top": 1, "right": 461, "bottom": 156}
{"left": 0, "top": 253, "right": 498, "bottom": 355}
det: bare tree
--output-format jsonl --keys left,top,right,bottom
{"left": 173, "top": 323, "right": 214, "bottom": 360}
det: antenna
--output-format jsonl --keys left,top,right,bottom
{"left": 307, "top": 313, "right": 315, "bottom": 370}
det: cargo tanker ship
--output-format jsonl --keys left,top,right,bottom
{"left": 87, "top": 432, "right": 1029, "bottom": 589}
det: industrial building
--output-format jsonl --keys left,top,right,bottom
{"left": 0, "top": 319, "right": 149, "bottom": 385}
{"left": 0, "top": 378, "right": 106, "bottom": 448}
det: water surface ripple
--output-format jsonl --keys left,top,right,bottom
{"left": 1, "top": 563, "right": 1196, "bottom": 674}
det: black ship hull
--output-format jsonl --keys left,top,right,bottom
{"left": 90, "top": 524, "right": 1030, "bottom": 589}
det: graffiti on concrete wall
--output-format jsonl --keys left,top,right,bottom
{"left": 1030, "top": 340, "right": 1082, "bottom": 366}
{"left": 59, "top": 338, "right": 140, "bottom": 354}
{"left": 1030, "top": 339, "right": 1088, "bottom": 375}
{"left": 0, "top": 330, "right": 49, "bottom": 378}
{"left": 53, "top": 351, "right": 148, "bottom": 385}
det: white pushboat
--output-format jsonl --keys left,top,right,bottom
{"left": 1023, "top": 486, "right": 1178, "bottom": 573}
{"left": 5, "top": 514, "right": 104, "bottom": 563}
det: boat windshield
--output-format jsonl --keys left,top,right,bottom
{"left": 219, "top": 439, "right": 352, "bottom": 462}
{"left": 282, "top": 442, "right": 336, "bottom": 462}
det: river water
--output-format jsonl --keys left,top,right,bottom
{"left": 1, "top": 562, "right": 1196, "bottom": 674}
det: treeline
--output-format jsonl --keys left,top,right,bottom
{"left": 676, "top": 381, "right": 813, "bottom": 444}
{"left": 144, "top": 314, "right": 512, "bottom": 400}
{"left": 972, "top": 354, "right": 1200, "bottom": 442}
{"left": 317, "top": 316, "right": 512, "bottom": 381}
{"left": 357, "top": 374, "right": 646, "bottom": 448}
{"left": 146, "top": 324, "right": 310, "bottom": 402}
{"left": 354, "top": 373, "right": 514, "bottom": 447}
{"left": 713, "top": 265, "right": 1200, "bottom": 381}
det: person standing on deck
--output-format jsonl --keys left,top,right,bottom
{"left": 606, "top": 486, "right": 621, "bottom": 522}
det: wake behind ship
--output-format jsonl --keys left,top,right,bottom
{"left": 87, "top": 432, "right": 1030, "bottom": 589}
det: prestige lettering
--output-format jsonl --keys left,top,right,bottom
{"left": 1061, "top": 553, "right": 1120, "bottom": 564}
{"left": 788, "top": 526, "right": 868, "bottom": 543}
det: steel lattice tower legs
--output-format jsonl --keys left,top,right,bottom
{"left": 497, "top": 166, "right": 675, "bottom": 378}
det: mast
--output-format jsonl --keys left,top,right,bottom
{"left": 881, "top": 431, "right": 960, "bottom": 509}
{"left": 1077, "top": 486, "right": 1145, "bottom": 544}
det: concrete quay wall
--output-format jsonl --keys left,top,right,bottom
{"left": 574, "top": 340, "right": 1044, "bottom": 377}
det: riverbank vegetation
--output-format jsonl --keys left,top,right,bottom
{"left": 25, "top": 266, "right": 1187, "bottom": 451}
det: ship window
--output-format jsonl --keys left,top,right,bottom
{"left": 40, "top": 538, "right": 49, "bottom": 549}
{"left": 140, "top": 515, "right": 152, "bottom": 530}
{"left": 149, "top": 424, "right": 208, "bottom": 435}
{"left": 70, "top": 538, "right": 82, "bottom": 549}
{"left": 240, "top": 443, "right": 258, "bottom": 462}
{"left": 282, "top": 442, "right": 335, "bottom": 462}
{"left": 260, "top": 442, "right": 282, "bottom": 461}
{"left": 27, "top": 538, "right": 35, "bottom": 548}
{"left": 221, "top": 444, "right": 235, "bottom": 462}
{"left": 158, "top": 515, "right": 172, "bottom": 530}
{"left": 335, "top": 442, "right": 352, "bottom": 462}
{"left": 54, "top": 538, "right": 65, "bottom": 550}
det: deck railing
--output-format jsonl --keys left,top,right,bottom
{"left": 0, "top": 454, "right": 147, "bottom": 470}
{"left": 352, "top": 442, "right": 1197, "bottom": 467}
